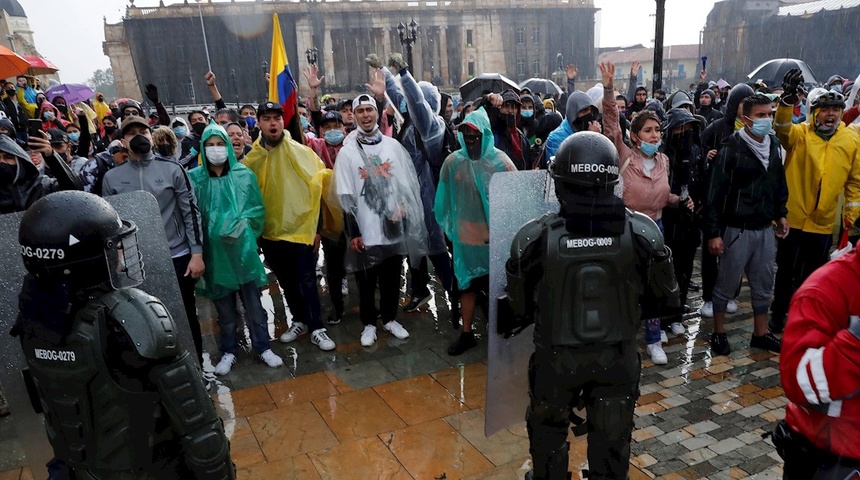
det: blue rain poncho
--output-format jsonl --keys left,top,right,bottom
{"left": 433, "top": 108, "right": 516, "bottom": 288}
{"left": 189, "top": 124, "right": 267, "bottom": 300}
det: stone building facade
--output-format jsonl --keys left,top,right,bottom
{"left": 104, "top": 0, "right": 597, "bottom": 104}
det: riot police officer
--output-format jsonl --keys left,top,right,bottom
{"left": 12, "top": 190, "right": 234, "bottom": 480}
{"left": 505, "top": 132, "right": 680, "bottom": 480}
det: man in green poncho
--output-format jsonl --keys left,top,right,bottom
{"left": 189, "top": 124, "right": 284, "bottom": 375}
{"left": 434, "top": 107, "right": 516, "bottom": 355}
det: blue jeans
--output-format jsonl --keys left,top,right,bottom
{"left": 213, "top": 281, "right": 271, "bottom": 355}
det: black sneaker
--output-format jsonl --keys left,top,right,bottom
{"left": 404, "top": 293, "right": 432, "bottom": 313}
{"left": 710, "top": 332, "right": 731, "bottom": 356}
{"left": 768, "top": 315, "right": 785, "bottom": 334}
{"left": 751, "top": 332, "right": 782, "bottom": 353}
{"left": 447, "top": 331, "right": 477, "bottom": 356}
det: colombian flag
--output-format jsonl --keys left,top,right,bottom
{"left": 268, "top": 13, "right": 298, "bottom": 126}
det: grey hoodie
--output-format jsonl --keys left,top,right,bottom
{"left": 101, "top": 151, "right": 204, "bottom": 257}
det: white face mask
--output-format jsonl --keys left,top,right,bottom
{"left": 205, "top": 145, "right": 228, "bottom": 165}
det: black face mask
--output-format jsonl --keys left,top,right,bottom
{"left": 192, "top": 122, "right": 206, "bottom": 137}
{"left": 55, "top": 104, "right": 67, "bottom": 114}
{"left": 572, "top": 113, "right": 595, "bottom": 132}
{"left": 156, "top": 144, "right": 173, "bottom": 157}
{"left": 129, "top": 134, "right": 151, "bottom": 155}
{"left": 464, "top": 138, "right": 482, "bottom": 160}
{"left": 504, "top": 113, "right": 516, "bottom": 129}
{"left": 671, "top": 130, "right": 695, "bottom": 150}
{"left": 0, "top": 162, "right": 16, "bottom": 184}
{"left": 104, "top": 126, "right": 117, "bottom": 136}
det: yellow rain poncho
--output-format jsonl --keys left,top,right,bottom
{"left": 244, "top": 133, "right": 328, "bottom": 245}
{"left": 93, "top": 94, "right": 110, "bottom": 121}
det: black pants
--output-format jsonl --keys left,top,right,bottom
{"left": 322, "top": 235, "right": 347, "bottom": 318}
{"left": 354, "top": 255, "right": 402, "bottom": 326}
{"left": 771, "top": 231, "right": 832, "bottom": 324}
{"left": 408, "top": 252, "right": 455, "bottom": 298}
{"left": 663, "top": 209, "right": 699, "bottom": 319}
{"left": 527, "top": 343, "right": 640, "bottom": 480}
{"left": 260, "top": 239, "right": 323, "bottom": 331}
{"left": 701, "top": 234, "right": 718, "bottom": 302}
{"left": 776, "top": 421, "right": 860, "bottom": 480}
{"left": 172, "top": 254, "right": 202, "bottom": 362}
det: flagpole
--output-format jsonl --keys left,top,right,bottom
{"left": 197, "top": 0, "right": 212, "bottom": 72}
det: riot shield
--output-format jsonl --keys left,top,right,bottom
{"left": 486, "top": 170, "right": 559, "bottom": 436}
{"left": 0, "top": 191, "right": 196, "bottom": 473}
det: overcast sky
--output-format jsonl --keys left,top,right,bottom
{"left": 21, "top": 0, "right": 719, "bottom": 85}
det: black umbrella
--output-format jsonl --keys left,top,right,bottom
{"left": 518, "top": 78, "right": 563, "bottom": 96}
{"left": 747, "top": 58, "right": 818, "bottom": 88}
{"left": 459, "top": 73, "right": 520, "bottom": 102}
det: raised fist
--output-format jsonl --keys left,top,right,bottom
{"left": 388, "top": 53, "right": 408, "bottom": 71}
{"left": 782, "top": 68, "right": 804, "bottom": 96}
{"left": 144, "top": 84, "right": 159, "bottom": 103}
{"left": 364, "top": 54, "right": 383, "bottom": 69}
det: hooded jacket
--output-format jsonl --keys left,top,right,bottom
{"left": 544, "top": 90, "right": 593, "bottom": 161}
{"left": 39, "top": 102, "right": 67, "bottom": 131}
{"left": 775, "top": 90, "right": 860, "bottom": 234}
{"left": 0, "top": 135, "right": 58, "bottom": 214}
{"left": 662, "top": 108, "right": 708, "bottom": 207}
{"left": 701, "top": 84, "right": 754, "bottom": 154}
{"left": 188, "top": 125, "right": 267, "bottom": 300}
{"left": 433, "top": 108, "right": 516, "bottom": 288}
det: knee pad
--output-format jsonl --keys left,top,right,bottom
{"left": 528, "top": 400, "right": 570, "bottom": 427}
{"left": 587, "top": 395, "right": 635, "bottom": 441}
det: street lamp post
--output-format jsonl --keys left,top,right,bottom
{"left": 230, "top": 68, "right": 238, "bottom": 106}
{"left": 261, "top": 61, "right": 269, "bottom": 102}
{"left": 397, "top": 18, "right": 418, "bottom": 75}
{"left": 652, "top": 0, "right": 666, "bottom": 94}
{"left": 305, "top": 47, "right": 318, "bottom": 66}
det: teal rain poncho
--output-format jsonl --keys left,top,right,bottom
{"left": 189, "top": 124, "right": 267, "bottom": 300}
{"left": 433, "top": 108, "right": 516, "bottom": 289}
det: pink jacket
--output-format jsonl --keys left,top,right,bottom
{"left": 602, "top": 87, "right": 678, "bottom": 221}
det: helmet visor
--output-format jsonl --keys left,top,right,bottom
{"left": 105, "top": 220, "right": 145, "bottom": 289}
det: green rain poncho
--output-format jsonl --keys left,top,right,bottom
{"left": 434, "top": 108, "right": 516, "bottom": 289}
{"left": 189, "top": 124, "right": 267, "bottom": 300}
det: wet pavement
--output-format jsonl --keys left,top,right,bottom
{"left": 0, "top": 259, "right": 787, "bottom": 479}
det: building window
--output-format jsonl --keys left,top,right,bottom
{"left": 466, "top": 29, "right": 473, "bottom": 46}
{"left": 184, "top": 78, "right": 195, "bottom": 101}
{"left": 533, "top": 58, "right": 541, "bottom": 76}
{"left": 516, "top": 27, "right": 525, "bottom": 45}
{"left": 517, "top": 58, "right": 526, "bottom": 76}
{"left": 532, "top": 26, "right": 540, "bottom": 44}
{"left": 468, "top": 61, "right": 475, "bottom": 77}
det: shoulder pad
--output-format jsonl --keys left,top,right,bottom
{"left": 510, "top": 214, "right": 553, "bottom": 260}
{"left": 100, "top": 289, "right": 180, "bottom": 360}
{"left": 628, "top": 209, "right": 666, "bottom": 253}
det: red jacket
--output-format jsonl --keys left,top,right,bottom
{"left": 780, "top": 244, "right": 860, "bottom": 460}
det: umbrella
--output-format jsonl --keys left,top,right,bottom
{"left": 518, "top": 78, "right": 563, "bottom": 96}
{"left": 45, "top": 83, "right": 95, "bottom": 104}
{"left": 747, "top": 58, "right": 817, "bottom": 88}
{"left": 23, "top": 55, "right": 59, "bottom": 75}
{"left": 0, "top": 45, "right": 29, "bottom": 79}
{"left": 459, "top": 73, "right": 520, "bottom": 102}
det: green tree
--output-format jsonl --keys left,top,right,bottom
{"left": 87, "top": 68, "right": 116, "bottom": 100}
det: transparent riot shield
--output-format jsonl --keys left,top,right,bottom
{"left": 0, "top": 191, "right": 196, "bottom": 473}
{"left": 486, "top": 170, "right": 559, "bottom": 436}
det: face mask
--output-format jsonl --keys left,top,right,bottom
{"left": 245, "top": 116, "right": 256, "bottom": 130}
{"left": 104, "top": 125, "right": 117, "bottom": 136}
{"left": 504, "top": 113, "right": 516, "bottom": 128}
{"left": 572, "top": 113, "right": 595, "bottom": 132}
{"left": 747, "top": 117, "right": 772, "bottom": 138}
{"left": 300, "top": 116, "right": 310, "bottom": 130}
{"left": 521, "top": 110, "right": 534, "bottom": 119}
{"left": 671, "top": 130, "right": 694, "bottom": 148}
{"left": 205, "top": 145, "right": 229, "bottom": 165}
{"left": 173, "top": 126, "right": 187, "bottom": 138}
{"left": 814, "top": 119, "right": 838, "bottom": 136}
{"left": 43, "top": 112, "right": 54, "bottom": 121}
{"left": 832, "top": 84, "right": 843, "bottom": 94}
{"left": 128, "top": 134, "right": 151, "bottom": 155}
{"left": 156, "top": 144, "right": 173, "bottom": 157}
{"left": 68, "top": 132, "right": 80, "bottom": 143}
{"left": 0, "top": 162, "right": 16, "bottom": 184}
{"left": 55, "top": 104, "right": 67, "bottom": 114}
{"left": 734, "top": 118, "right": 745, "bottom": 132}
{"left": 323, "top": 129, "right": 345, "bottom": 146}
{"left": 192, "top": 122, "right": 206, "bottom": 137}
{"left": 639, "top": 139, "right": 661, "bottom": 157}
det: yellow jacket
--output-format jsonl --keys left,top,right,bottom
{"left": 244, "top": 135, "right": 327, "bottom": 245}
{"left": 775, "top": 104, "right": 860, "bottom": 234}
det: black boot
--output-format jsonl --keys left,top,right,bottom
{"left": 447, "top": 331, "right": 477, "bottom": 356}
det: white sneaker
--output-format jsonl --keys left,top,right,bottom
{"left": 383, "top": 320, "right": 410, "bottom": 340}
{"left": 660, "top": 330, "right": 669, "bottom": 344}
{"left": 727, "top": 300, "right": 738, "bottom": 314}
{"left": 279, "top": 321, "right": 308, "bottom": 343}
{"left": 699, "top": 301, "right": 714, "bottom": 318}
{"left": 360, "top": 325, "right": 377, "bottom": 347}
{"left": 647, "top": 343, "right": 668, "bottom": 365}
{"left": 670, "top": 322, "right": 686, "bottom": 336}
{"left": 260, "top": 349, "right": 284, "bottom": 368}
{"left": 341, "top": 278, "right": 349, "bottom": 296}
{"left": 311, "top": 328, "right": 336, "bottom": 351}
{"left": 214, "top": 353, "right": 236, "bottom": 376}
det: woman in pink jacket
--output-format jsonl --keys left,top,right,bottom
{"left": 600, "top": 61, "right": 693, "bottom": 366}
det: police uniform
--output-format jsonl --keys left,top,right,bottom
{"left": 13, "top": 191, "right": 234, "bottom": 480}
{"left": 505, "top": 132, "right": 680, "bottom": 480}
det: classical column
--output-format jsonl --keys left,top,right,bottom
{"left": 323, "top": 27, "right": 335, "bottom": 86}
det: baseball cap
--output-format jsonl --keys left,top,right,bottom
{"left": 46, "top": 128, "right": 69, "bottom": 144}
{"left": 501, "top": 90, "right": 521, "bottom": 105}
{"left": 257, "top": 101, "right": 283, "bottom": 117}
{"left": 352, "top": 95, "right": 377, "bottom": 111}
{"left": 337, "top": 98, "right": 354, "bottom": 111}
{"left": 319, "top": 110, "right": 344, "bottom": 126}
{"left": 120, "top": 115, "right": 150, "bottom": 136}
{"left": 671, "top": 92, "right": 694, "bottom": 109}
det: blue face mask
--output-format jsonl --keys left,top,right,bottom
{"left": 245, "top": 116, "right": 256, "bottom": 130}
{"left": 639, "top": 140, "right": 662, "bottom": 156}
{"left": 173, "top": 126, "right": 187, "bottom": 138}
{"left": 521, "top": 110, "right": 534, "bottom": 119}
{"left": 68, "top": 132, "right": 80, "bottom": 143}
{"left": 43, "top": 112, "right": 53, "bottom": 121}
{"left": 324, "top": 129, "right": 345, "bottom": 146}
{"left": 747, "top": 117, "right": 772, "bottom": 138}
{"left": 300, "top": 115, "right": 310, "bottom": 130}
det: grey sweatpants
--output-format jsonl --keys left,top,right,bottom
{"left": 713, "top": 226, "right": 776, "bottom": 316}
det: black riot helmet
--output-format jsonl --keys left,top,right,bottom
{"left": 550, "top": 131, "right": 620, "bottom": 194}
{"left": 19, "top": 191, "right": 144, "bottom": 290}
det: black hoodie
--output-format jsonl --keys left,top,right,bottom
{"left": 0, "top": 136, "right": 61, "bottom": 214}
{"left": 701, "top": 84, "right": 755, "bottom": 155}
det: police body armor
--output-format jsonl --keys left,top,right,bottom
{"left": 537, "top": 214, "right": 640, "bottom": 347}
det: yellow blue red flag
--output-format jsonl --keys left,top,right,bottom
{"left": 268, "top": 13, "right": 297, "bottom": 123}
